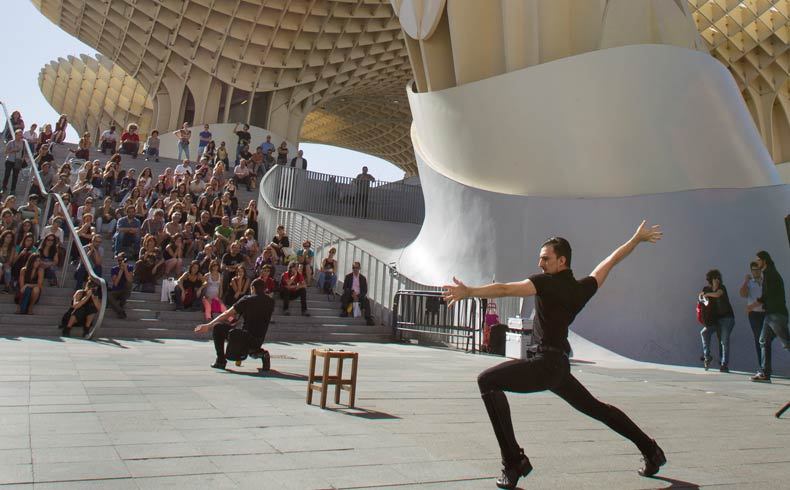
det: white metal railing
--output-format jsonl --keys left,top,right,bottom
{"left": 257, "top": 166, "right": 523, "bottom": 337}
{"left": 1, "top": 101, "right": 108, "bottom": 339}
{"left": 262, "top": 165, "right": 424, "bottom": 224}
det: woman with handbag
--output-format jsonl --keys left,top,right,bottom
{"left": 699, "top": 269, "right": 736, "bottom": 372}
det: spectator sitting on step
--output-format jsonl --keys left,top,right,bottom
{"left": 113, "top": 206, "right": 141, "bottom": 254}
{"left": 95, "top": 197, "right": 117, "bottom": 237}
{"left": 214, "top": 215, "right": 234, "bottom": 255}
{"left": 75, "top": 197, "right": 95, "bottom": 225}
{"left": 99, "top": 125, "right": 118, "bottom": 154}
{"left": 202, "top": 140, "right": 216, "bottom": 165}
{"left": 133, "top": 252, "right": 161, "bottom": 293}
{"left": 108, "top": 252, "right": 134, "bottom": 319}
{"left": 196, "top": 242, "right": 218, "bottom": 274}
{"left": 49, "top": 174, "right": 71, "bottom": 196}
{"left": 16, "top": 219, "right": 36, "bottom": 246}
{"left": 189, "top": 173, "right": 206, "bottom": 195}
{"left": 62, "top": 278, "right": 101, "bottom": 337}
{"left": 0, "top": 209, "right": 16, "bottom": 235}
{"left": 225, "top": 264, "right": 249, "bottom": 309}
{"left": 159, "top": 167, "right": 175, "bottom": 193}
{"left": 164, "top": 211, "right": 183, "bottom": 238}
{"left": 120, "top": 123, "right": 140, "bottom": 158}
{"left": 162, "top": 233, "right": 186, "bottom": 276}
{"left": 257, "top": 264, "right": 277, "bottom": 296}
{"left": 175, "top": 260, "right": 205, "bottom": 311}
{"left": 120, "top": 185, "right": 141, "bottom": 208}
{"left": 74, "top": 234, "right": 103, "bottom": 290}
{"left": 340, "top": 261, "right": 375, "bottom": 326}
{"left": 255, "top": 246, "right": 277, "bottom": 272}
{"left": 269, "top": 225, "right": 290, "bottom": 263}
{"left": 296, "top": 240, "right": 315, "bottom": 286}
{"left": 17, "top": 253, "right": 44, "bottom": 315}
{"left": 70, "top": 132, "right": 91, "bottom": 160}
{"left": 216, "top": 141, "right": 229, "bottom": 168}
{"left": 317, "top": 247, "right": 338, "bottom": 294}
{"left": 231, "top": 209, "right": 247, "bottom": 238}
{"left": 52, "top": 114, "right": 68, "bottom": 144}
{"left": 42, "top": 217, "right": 64, "bottom": 246}
{"left": 17, "top": 195, "right": 41, "bottom": 234}
{"left": 37, "top": 233, "right": 60, "bottom": 287}
{"left": 174, "top": 159, "right": 193, "bottom": 182}
{"left": 250, "top": 147, "right": 265, "bottom": 175}
{"left": 1, "top": 196, "right": 18, "bottom": 223}
{"left": 221, "top": 240, "right": 245, "bottom": 287}
{"left": 117, "top": 168, "right": 137, "bottom": 202}
{"left": 22, "top": 123, "right": 38, "bottom": 154}
{"left": 233, "top": 159, "right": 253, "bottom": 191}
{"left": 0, "top": 230, "right": 17, "bottom": 291}
{"left": 141, "top": 129, "right": 159, "bottom": 162}
{"left": 280, "top": 261, "right": 309, "bottom": 316}
{"left": 31, "top": 160, "right": 54, "bottom": 197}
{"left": 202, "top": 260, "right": 226, "bottom": 321}
{"left": 38, "top": 123, "right": 53, "bottom": 147}
{"left": 12, "top": 233, "right": 37, "bottom": 290}
{"left": 141, "top": 209, "right": 166, "bottom": 245}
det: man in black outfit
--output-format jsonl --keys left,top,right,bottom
{"left": 194, "top": 278, "right": 275, "bottom": 370}
{"left": 340, "top": 261, "right": 375, "bottom": 326}
{"left": 443, "top": 221, "right": 665, "bottom": 489}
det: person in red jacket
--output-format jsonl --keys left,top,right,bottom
{"left": 120, "top": 123, "right": 140, "bottom": 158}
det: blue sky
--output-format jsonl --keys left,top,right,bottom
{"left": 1, "top": 1, "right": 405, "bottom": 182}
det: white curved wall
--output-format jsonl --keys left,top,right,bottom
{"left": 400, "top": 42, "right": 790, "bottom": 374}
{"left": 407, "top": 44, "right": 780, "bottom": 197}
{"left": 157, "top": 123, "right": 296, "bottom": 163}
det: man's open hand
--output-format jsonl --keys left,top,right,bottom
{"left": 633, "top": 220, "right": 663, "bottom": 243}
{"left": 442, "top": 277, "right": 469, "bottom": 308}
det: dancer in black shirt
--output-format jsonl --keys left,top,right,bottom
{"left": 443, "top": 221, "right": 665, "bottom": 489}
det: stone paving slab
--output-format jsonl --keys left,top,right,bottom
{"left": 0, "top": 337, "right": 787, "bottom": 489}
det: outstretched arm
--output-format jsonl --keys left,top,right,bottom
{"left": 591, "top": 220, "right": 662, "bottom": 289}
{"left": 194, "top": 306, "right": 236, "bottom": 334}
{"left": 442, "top": 277, "right": 536, "bottom": 308}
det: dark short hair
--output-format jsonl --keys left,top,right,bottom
{"left": 541, "top": 237, "right": 572, "bottom": 267}
{"left": 750, "top": 261, "right": 759, "bottom": 269}
{"left": 250, "top": 278, "right": 267, "bottom": 295}
{"left": 705, "top": 269, "right": 722, "bottom": 284}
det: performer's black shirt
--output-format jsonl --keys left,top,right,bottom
{"left": 528, "top": 269, "right": 598, "bottom": 354}
{"left": 232, "top": 293, "right": 274, "bottom": 339}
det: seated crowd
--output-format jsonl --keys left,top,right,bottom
{"left": 1, "top": 112, "right": 376, "bottom": 336}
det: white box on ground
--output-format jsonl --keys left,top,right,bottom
{"left": 505, "top": 332, "right": 528, "bottom": 360}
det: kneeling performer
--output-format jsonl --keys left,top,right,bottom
{"left": 443, "top": 221, "right": 665, "bottom": 489}
{"left": 194, "top": 278, "right": 274, "bottom": 370}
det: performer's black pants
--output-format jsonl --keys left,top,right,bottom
{"left": 477, "top": 352, "right": 653, "bottom": 465}
{"left": 212, "top": 322, "right": 263, "bottom": 363}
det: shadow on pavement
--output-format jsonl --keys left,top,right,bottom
{"left": 648, "top": 476, "right": 700, "bottom": 489}
{"left": 325, "top": 406, "right": 401, "bottom": 420}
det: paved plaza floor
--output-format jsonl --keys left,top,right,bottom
{"left": 0, "top": 338, "right": 788, "bottom": 489}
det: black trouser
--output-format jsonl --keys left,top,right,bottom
{"left": 748, "top": 311, "right": 772, "bottom": 375}
{"left": 281, "top": 288, "right": 307, "bottom": 312}
{"left": 100, "top": 141, "right": 116, "bottom": 154}
{"left": 340, "top": 290, "right": 372, "bottom": 320}
{"left": 2, "top": 160, "right": 20, "bottom": 194}
{"left": 107, "top": 284, "right": 132, "bottom": 316}
{"left": 212, "top": 322, "right": 264, "bottom": 363}
{"left": 477, "top": 352, "right": 653, "bottom": 465}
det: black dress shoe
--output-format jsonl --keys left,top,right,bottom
{"left": 639, "top": 440, "right": 666, "bottom": 477}
{"left": 211, "top": 360, "right": 227, "bottom": 370}
{"left": 496, "top": 453, "right": 532, "bottom": 489}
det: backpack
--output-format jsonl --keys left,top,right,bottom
{"left": 696, "top": 297, "right": 714, "bottom": 327}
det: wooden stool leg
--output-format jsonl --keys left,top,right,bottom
{"left": 320, "top": 354, "right": 331, "bottom": 409}
{"left": 335, "top": 355, "right": 344, "bottom": 404}
{"left": 306, "top": 349, "right": 316, "bottom": 405}
{"left": 348, "top": 353, "right": 359, "bottom": 408}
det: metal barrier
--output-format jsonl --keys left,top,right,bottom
{"left": 1, "top": 101, "right": 108, "bottom": 339}
{"left": 392, "top": 290, "right": 481, "bottom": 352}
{"left": 261, "top": 165, "right": 424, "bottom": 224}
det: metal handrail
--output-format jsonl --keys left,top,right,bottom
{"left": 1, "top": 101, "right": 108, "bottom": 339}
{"left": 262, "top": 164, "right": 424, "bottom": 224}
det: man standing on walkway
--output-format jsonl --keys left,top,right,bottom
{"left": 740, "top": 261, "right": 770, "bottom": 380}
{"left": 751, "top": 250, "right": 789, "bottom": 382}
{"left": 443, "top": 221, "right": 665, "bottom": 489}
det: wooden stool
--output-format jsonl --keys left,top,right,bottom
{"left": 306, "top": 348, "right": 359, "bottom": 409}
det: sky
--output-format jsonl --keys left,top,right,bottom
{"left": 0, "top": 1, "right": 406, "bottom": 182}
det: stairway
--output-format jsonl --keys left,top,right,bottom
{"left": 0, "top": 142, "right": 392, "bottom": 343}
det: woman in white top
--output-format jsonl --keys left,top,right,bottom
{"left": 201, "top": 260, "right": 226, "bottom": 321}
